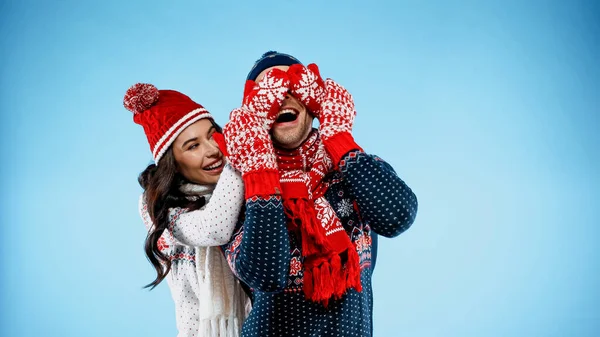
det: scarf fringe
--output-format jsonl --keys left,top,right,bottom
{"left": 277, "top": 131, "right": 363, "bottom": 307}
{"left": 199, "top": 315, "right": 242, "bottom": 337}
{"left": 284, "top": 198, "right": 331, "bottom": 255}
{"left": 303, "top": 241, "right": 363, "bottom": 307}
{"left": 345, "top": 243, "right": 363, "bottom": 293}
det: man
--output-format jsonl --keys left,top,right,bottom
{"left": 222, "top": 51, "right": 418, "bottom": 337}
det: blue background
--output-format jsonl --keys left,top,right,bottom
{"left": 1, "top": 0, "right": 598, "bottom": 336}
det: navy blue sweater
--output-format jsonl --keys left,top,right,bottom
{"left": 224, "top": 151, "right": 418, "bottom": 337}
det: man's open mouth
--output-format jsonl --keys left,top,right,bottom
{"left": 276, "top": 108, "right": 299, "bottom": 123}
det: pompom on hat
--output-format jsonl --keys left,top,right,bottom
{"left": 124, "top": 83, "right": 213, "bottom": 164}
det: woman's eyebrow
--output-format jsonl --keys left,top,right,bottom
{"left": 181, "top": 137, "right": 198, "bottom": 148}
{"left": 207, "top": 125, "right": 215, "bottom": 136}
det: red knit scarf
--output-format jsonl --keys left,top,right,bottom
{"left": 275, "top": 130, "right": 362, "bottom": 306}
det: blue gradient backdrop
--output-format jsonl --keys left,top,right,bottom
{"left": 1, "top": 0, "right": 598, "bottom": 336}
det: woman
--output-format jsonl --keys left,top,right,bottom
{"left": 124, "top": 83, "right": 250, "bottom": 337}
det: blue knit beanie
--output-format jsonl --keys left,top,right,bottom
{"left": 246, "top": 51, "right": 302, "bottom": 81}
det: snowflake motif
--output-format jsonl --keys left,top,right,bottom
{"left": 289, "top": 257, "right": 302, "bottom": 276}
{"left": 336, "top": 199, "right": 354, "bottom": 218}
{"left": 225, "top": 229, "right": 244, "bottom": 278}
{"left": 365, "top": 233, "right": 372, "bottom": 247}
{"left": 157, "top": 236, "right": 170, "bottom": 253}
{"left": 354, "top": 232, "right": 372, "bottom": 255}
{"left": 229, "top": 231, "right": 243, "bottom": 253}
{"left": 314, "top": 197, "right": 337, "bottom": 232}
{"left": 355, "top": 232, "right": 364, "bottom": 251}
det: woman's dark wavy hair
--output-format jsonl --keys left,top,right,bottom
{"left": 138, "top": 121, "right": 222, "bottom": 289}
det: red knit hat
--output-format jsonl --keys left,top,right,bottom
{"left": 124, "top": 83, "right": 213, "bottom": 163}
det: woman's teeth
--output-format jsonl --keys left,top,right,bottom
{"left": 204, "top": 160, "right": 223, "bottom": 170}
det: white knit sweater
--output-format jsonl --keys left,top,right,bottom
{"left": 139, "top": 164, "right": 250, "bottom": 337}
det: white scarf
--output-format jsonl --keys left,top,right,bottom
{"left": 180, "top": 183, "right": 250, "bottom": 337}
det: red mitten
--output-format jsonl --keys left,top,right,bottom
{"left": 287, "top": 63, "right": 325, "bottom": 116}
{"left": 224, "top": 68, "right": 290, "bottom": 199}
{"left": 319, "top": 79, "right": 363, "bottom": 166}
{"left": 243, "top": 68, "right": 290, "bottom": 120}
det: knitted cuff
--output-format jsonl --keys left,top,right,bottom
{"left": 322, "top": 132, "right": 363, "bottom": 168}
{"left": 243, "top": 170, "right": 282, "bottom": 200}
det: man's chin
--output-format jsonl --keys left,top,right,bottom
{"left": 273, "top": 132, "right": 305, "bottom": 150}
{"left": 273, "top": 139, "right": 302, "bottom": 150}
